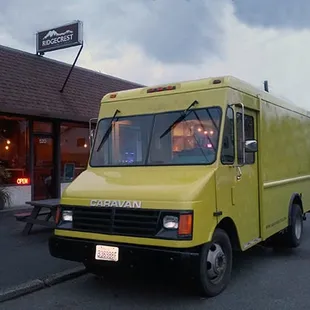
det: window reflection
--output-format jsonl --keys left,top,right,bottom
{"left": 90, "top": 107, "right": 222, "bottom": 167}
{"left": 60, "top": 122, "right": 91, "bottom": 182}
{"left": 0, "top": 116, "right": 29, "bottom": 184}
{"left": 90, "top": 115, "right": 153, "bottom": 166}
{"left": 221, "top": 107, "right": 235, "bottom": 164}
{"left": 237, "top": 113, "right": 255, "bottom": 164}
{"left": 150, "top": 107, "right": 221, "bottom": 165}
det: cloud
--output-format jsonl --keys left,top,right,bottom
{"left": 1, "top": 0, "right": 310, "bottom": 110}
{"left": 233, "top": 0, "right": 310, "bottom": 29}
{"left": 125, "top": 0, "right": 225, "bottom": 64}
{"left": 72, "top": 2, "right": 310, "bottom": 110}
{"left": 0, "top": 0, "right": 226, "bottom": 64}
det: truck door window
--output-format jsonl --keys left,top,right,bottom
{"left": 236, "top": 112, "right": 255, "bottom": 165}
{"left": 221, "top": 107, "right": 235, "bottom": 165}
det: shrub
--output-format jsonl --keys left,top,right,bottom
{"left": 0, "top": 166, "right": 11, "bottom": 210}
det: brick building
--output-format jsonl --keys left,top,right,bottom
{"left": 0, "top": 44, "right": 143, "bottom": 206}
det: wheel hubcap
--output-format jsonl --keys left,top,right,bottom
{"left": 295, "top": 214, "right": 302, "bottom": 239}
{"left": 206, "top": 243, "right": 227, "bottom": 283}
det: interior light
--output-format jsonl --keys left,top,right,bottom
{"left": 197, "top": 127, "right": 202, "bottom": 132}
{"left": 6, "top": 140, "right": 10, "bottom": 145}
{"left": 204, "top": 131, "right": 208, "bottom": 135}
{"left": 207, "top": 143, "right": 212, "bottom": 148}
{"left": 5, "top": 146, "right": 9, "bottom": 151}
{"left": 84, "top": 143, "right": 88, "bottom": 148}
{"left": 210, "top": 130, "right": 214, "bottom": 135}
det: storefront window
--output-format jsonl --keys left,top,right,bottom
{"left": 60, "top": 122, "right": 90, "bottom": 182}
{"left": 0, "top": 116, "right": 29, "bottom": 185}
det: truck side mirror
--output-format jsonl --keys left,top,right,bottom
{"left": 245, "top": 139, "right": 258, "bottom": 153}
{"left": 89, "top": 129, "right": 95, "bottom": 147}
{"left": 88, "top": 118, "right": 98, "bottom": 148}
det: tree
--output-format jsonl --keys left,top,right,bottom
{"left": 0, "top": 165, "right": 11, "bottom": 210}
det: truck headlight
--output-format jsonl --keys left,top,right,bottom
{"left": 62, "top": 210, "right": 73, "bottom": 222}
{"left": 163, "top": 215, "right": 179, "bottom": 229}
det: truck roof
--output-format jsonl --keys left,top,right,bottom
{"left": 101, "top": 75, "right": 310, "bottom": 118}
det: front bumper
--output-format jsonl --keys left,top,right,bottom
{"left": 49, "top": 235, "right": 200, "bottom": 267}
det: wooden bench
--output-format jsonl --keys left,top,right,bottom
{"left": 15, "top": 210, "right": 50, "bottom": 221}
{"left": 14, "top": 198, "right": 60, "bottom": 235}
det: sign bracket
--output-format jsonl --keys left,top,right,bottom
{"left": 60, "top": 43, "right": 84, "bottom": 93}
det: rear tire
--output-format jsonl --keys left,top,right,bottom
{"left": 283, "top": 204, "right": 303, "bottom": 248}
{"left": 271, "top": 204, "right": 304, "bottom": 249}
{"left": 197, "top": 228, "right": 232, "bottom": 297}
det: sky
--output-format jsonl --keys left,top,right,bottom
{"left": 1, "top": 0, "right": 310, "bottom": 109}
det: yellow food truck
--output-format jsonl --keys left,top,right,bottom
{"left": 49, "top": 75, "right": 310, "bottom": 297}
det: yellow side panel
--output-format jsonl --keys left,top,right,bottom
{"left": 261, "top": 100, "right": 310, "bottom": 239}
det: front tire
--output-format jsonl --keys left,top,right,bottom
{"left": 197, "top": 228, "right": 232, "bottom": 297}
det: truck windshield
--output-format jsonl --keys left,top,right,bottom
{"left": 89, "top": 106, "right": 222, "bottom": 167}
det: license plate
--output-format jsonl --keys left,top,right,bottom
{"left": 95, "top": 245, "right": 119, "bottom": 262}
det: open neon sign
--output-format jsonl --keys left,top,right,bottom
{"left": 16, "top": 178, "right": 30, "bottom": 185}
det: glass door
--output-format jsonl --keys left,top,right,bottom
{"left": 33, "top": 136, "right": 54, "bottom": 200}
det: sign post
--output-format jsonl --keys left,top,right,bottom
{"left": 35, "top": 20, "right": 84, "bottom": 92}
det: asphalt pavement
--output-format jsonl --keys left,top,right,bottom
{"left": 0, "top": 211, "right": 81, "bottom": 289}
{"left": 2, "top": 216, "right": 310, "bottom": 310}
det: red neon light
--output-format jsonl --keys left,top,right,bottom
{"left": 16, "top": 178, "right": 30, "bottom": 185}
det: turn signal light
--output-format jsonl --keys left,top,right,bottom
{"left": 178, "top": 214, "right": 193, "bottom": 235}
{"left": 55, "top": 207, "right": 61, "bottom": 225}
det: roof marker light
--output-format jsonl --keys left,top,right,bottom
{"left": 147, "top": 85, "right": 176, "bottom": 93}
{"left": 213, "top": 79, "right": 222, "bottom": 84}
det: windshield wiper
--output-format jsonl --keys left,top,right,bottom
{"left": 96, "top": 109, "right": 120, "bottom": 152}
{"left": 160, "top": 100, "right": 199, "bottom": 139}
{"left": 206, "top": 108, "right": 219, "bottom": 131}
{"left": 193, "top": 110, "right": 215, "bottom": 149}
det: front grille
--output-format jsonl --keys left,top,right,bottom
{"left": 71, "top": 207, "right": 160, "bottom": 238}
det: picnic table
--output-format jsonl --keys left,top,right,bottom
{"left": 14, "top": 198, "right": 60, "bottom": 235}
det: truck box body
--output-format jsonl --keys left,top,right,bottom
{"left": 49, "top": 75, "right": 310, "bottom": 296}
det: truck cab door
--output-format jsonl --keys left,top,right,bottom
{"left": 216, "top": 103, "right": 260, "bottom": 250}
{"left": 233, "top": 104, "right": 260, "bottom": 249}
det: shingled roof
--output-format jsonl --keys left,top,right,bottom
{"left": 0, "top": 45, "right": 145, "bottom": 122}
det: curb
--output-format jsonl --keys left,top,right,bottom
{"left": 0, "top": 279, "right": 44, "bottom": 303}
{"left": 0, "top": 266, "right": 87, "bottom": 303}
{"left": 44, "top": 266, "right": 87, "bottom": 287}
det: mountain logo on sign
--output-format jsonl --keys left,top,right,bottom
{"left": 43, "top": 29, "right": 73, "bottom": 40}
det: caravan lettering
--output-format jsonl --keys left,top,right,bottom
{"left": 90, "top": 199, "right": 142, "bottom": 208}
